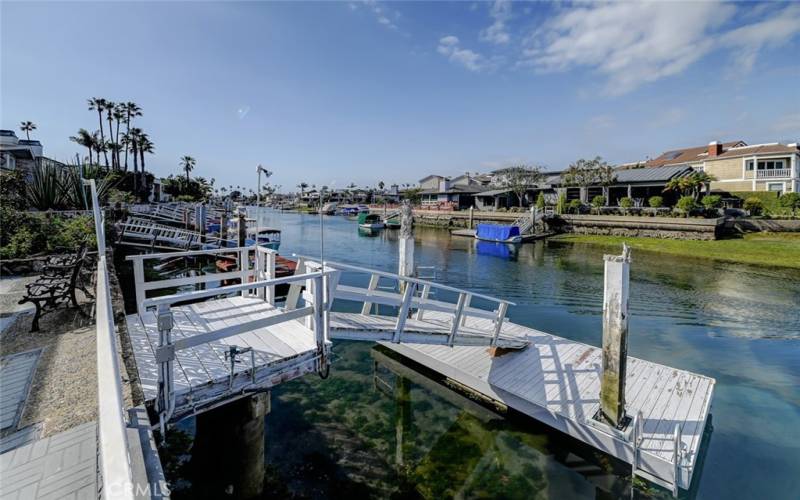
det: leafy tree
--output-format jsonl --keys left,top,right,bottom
{"left": 664, "top": 172, "right": 717, "bottom": 201}
{"left": 19, "top": 121, "right": 37, "bottom": 140}
{"left": 778, "top": 193, "right": 800, "bottom": 214}
{"left": 648, "top": 196, "right": 663, "bottom": 208}
{"left": 701, "top": 195, "right": 722, "bottom": 209}
{"left": 495, "top": 165, "right": 543, "bottom": 207}
{"left": 743, "top": 197, "right": 763, "bottom": 216}
{"left": 619, "top": 197, "right": 633, "bottom": 208}
{"left": 568, "top": 199, "right": 583, "bottom": 214}
{"left": 591, "top": 195, "right": 605, "bottom": 208}
{"left": 556, "top": 193, "right": 566, "bottom": 214}
{"left": 562, "top": 157, "right": 615, "bottom": 191}
{"left": 676, "top": 195, "right": 697, "bottom": 216}
{"left": 403, "top": 187, "right": 422, "bottom": 205}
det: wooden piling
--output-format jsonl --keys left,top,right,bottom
{"left": 600, "top": 244, "right": 631, "bottom": 427}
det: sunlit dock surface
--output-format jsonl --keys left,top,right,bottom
{"left": 383, "top": 310, "right": 715, "bottom": 492}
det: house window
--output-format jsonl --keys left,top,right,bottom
{"left": 748, "top": 159, "right": 786, "bottom": 170}
{"left": 767, "top": 183, "right": 784, "bottom": 193}
{"left": 746, "top": 160, "right": 754, "bottom": 171}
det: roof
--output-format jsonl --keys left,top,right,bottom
{"left": 715, "top": 143, "right": 799, "bottom": 159}
{"left": 645, "top": 141, "right": 745, "bottom": 167}
{"left": 613, "top": 165, "right": 694, "bottom": 183}
{"left": 419, "top": 185, "right": 486, "bottom": 195}
{"left": 477, "top": 188, "right": 513, "bottom": 197}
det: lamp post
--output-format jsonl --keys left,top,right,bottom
{"left": 256, "top": 165, "right": 272, "bottom": 208}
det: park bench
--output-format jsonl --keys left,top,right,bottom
{"left": 18, "top": 243, "right": 92, "bottom": 332}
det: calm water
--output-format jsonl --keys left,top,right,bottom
{"left": 155, "top": 210, "right": 800, "bottom": 499}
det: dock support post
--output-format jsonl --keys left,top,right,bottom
{"left": 191, "top": 392, "right": 270, "bottom": 499}
{"left": 398, "top": 200, "right": 415, "bottom": 294}
{"left": 468, "top": 206, "right": 474, "bottom": 229}
{"left": 220, "top": 211, "right": 228, "bottom": 243}
{"left": 237, "top": 211, "right": 247, "bottom": 248}
{"left": 599, "top": 244, "right": 631, "bottom": 428}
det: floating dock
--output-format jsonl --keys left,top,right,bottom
{"left": 123, "top": 244, "right": 714, "bottom": 495}
{"left": 381, "top": 310, "right": 714, "bottom": 491}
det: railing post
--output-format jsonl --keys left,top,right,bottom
{"left": 672, "top": 423, "right": 683, "bottom": 497}
{"left": 393, "top": 282, "right": 417, "bottom": 343}
{"left": 155, "top": 304, "right": 175, "bottom": 434}
{"left": 265, "top": 250, "right": 276, "bottom": 305}
{"left": 448, "top": 293, "right": 467, "bottom": 346}
{"left": 490, "top": 302, "right": 508, "bottom": 347}
{"left": 312, "top": 275, "right": 325, "bottom": 348}
{"left": 133, "top": 258, "right": 146, "bottom": 315}
{"left": 415, "top": 283, "right": 431, "bottom": 320}
{"left": 460, "top": 294, "right": 472, "bottom": 326}
{"left": 361, "top": 273, "right": 380, "bottom": 315}
{"left": 254, "top": 248, "right": 264, "bottom": 300}
{"left": 239, "top": 247, "right": 249, "bottom": 298}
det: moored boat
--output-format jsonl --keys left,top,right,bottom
{"left": 474, "top": 223, "right": 522, "bottom": 244}
{"left": 358, "top": 212, "right": 384, "bottom": 230}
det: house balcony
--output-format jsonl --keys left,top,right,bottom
{"left": 745, "top": 168, "right": 792, "bottom": 179}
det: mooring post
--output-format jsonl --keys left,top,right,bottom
{"left": 469, "top": 206, "right": 474, "bottom": 229}
{"left": 599, "top": 243, "right": 631, "bottom": 428}
{"left": 199, "top": 204, "right": 207, "bottom": 243}
{"left": 237, "top": 211, "right": 247, "bottom": 247}
{"left": 220, "top": 211, "right": 228, "bottom": 244}
{"left": 398, "top": 200, "right": 415, "bottom": 293}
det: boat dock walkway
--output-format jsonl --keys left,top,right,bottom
{"left": 122, "top": 242, "right": 714, "bottom": 495}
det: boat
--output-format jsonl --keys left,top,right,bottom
{"left": 357, "top": 212, "right": 384, "bottom": 230}
{"left": 247, "top": 226, "right": 281, "bottom": 250}
{"left": 474, "top": 223, "right": 522, "bottom": 244}
{"left": 215, "top": 254, "right": 297, "bottom": 296}
{"left": 384, "top": 217, "right": 401, "bottom": 229}
{"left": 321, "top": 202, "right": 338, "bottom": 215}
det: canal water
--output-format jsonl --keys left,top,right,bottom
{"left": 149, "top": 210, "right": 800, "bottom": 499}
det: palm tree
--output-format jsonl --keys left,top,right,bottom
{"left": 104, "top": 100, "right": 117, "bottom": 168}
{"left": 180, "top": 155, "right": 196, "bottom": 183}
{"left": 378, "top": 181, "right": 385, "bottom": 191}
{"left": 19, "top": 121, "right": 37, "bottom": 141}
{"left": 70, "top": 128, "right": 94, "bottom": 164}
{"left": 113, "top": 105, "right": 126, "bottom": 169}
{"left": 88, "top": 97, "right": 110, "bottom": 167}
{"left": 138, "top": 134, "right": 154, "bottom": 192}
{"left": 121, "top": 102, "right": 142, "bottom": 171}
{"left": 93, "top": 134, "right": 107, "bottom": 165}
{"left": 297, "top": 182, "right": 309, "bottom": 197}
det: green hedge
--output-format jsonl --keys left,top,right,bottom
{"left": 730, "top": 191, "right": 780, "bottom": 211}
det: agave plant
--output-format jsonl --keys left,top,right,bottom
{"left": 61, "top": 165, "right": 118, "bottom": 209}
{"left": 26, "top": 162, "right": 67, "bottom": 210}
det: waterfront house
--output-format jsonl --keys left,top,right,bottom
{"left": 418, "top": 174, "right": 488, "bottom": 209}
{"left": 642, "top": 140, "right": 799, "bottom": 195}
{"left": 554, "top": 165, "right": 695, "bottom": 206}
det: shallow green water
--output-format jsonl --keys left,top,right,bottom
{"left": 158, "top": 210, "right": 800, "bottom": 499}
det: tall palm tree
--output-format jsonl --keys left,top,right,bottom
{"left": 104, "top": 100, "right": 117, "bottom": 168}
{"left": 138, "top": 134, "right": 154, "bottom": 192}
{"left": 113, "top": 105, "right": 126, "bottom": 169}
{"left": 19, "top": 121, "right": 37, "bottom": 141}
{"left": 121, "top": 102, "right": 142, "bottom": 171}
{"left": 180, "top": 156, "right": 196, "bottom": 183}
{"left": 297, "top": 182, "right": 309, "bottom": 197}
{"left": 88, "top": 97, "right": 110, "bottom": 167}
{"left": 127, "top": 127, "right": 142, "bottom": 193}
{"left": 93, "top": 133, "right": 107, "bottom": 166}
{"left": 69, "top": 128, "right": 94, "bottom": 164}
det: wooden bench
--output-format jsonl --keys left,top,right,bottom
{"left": 18, "top": 244, "right": 92, "bottom": 332}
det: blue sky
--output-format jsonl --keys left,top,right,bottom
{"left": 2, "top": 1, "right": 799, "bottom": 192}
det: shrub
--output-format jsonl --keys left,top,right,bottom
{"left": 619, "top": 197, "right": 633, "bottom": 208}
{"left": 108, "top": 189, "right": 136, "bottom": 205}
{"left": 778, "top": 192, "right": 800, "bottom": 211}
{"left": 701, "top": 195, "right": 722, "bottom": 209}
{"left": 568, "top": 199, "right": 583, "bottom": 214}
{"left": 676, "top": 196, "right": 696, "bottom": 213}
{"left": 536, "top": 192, "right": 545, "bottom": 210}
{"left": 591, "top": 195, "right": 605, "bottom": 208}
{"left": 648, "top": 196, "right": 663, "bottom": 208}
{"left": 743, "top": 197, "right": 764, "bottom": 215}
{"left": 556, "top": 193, "right": 566, "bottom": 214}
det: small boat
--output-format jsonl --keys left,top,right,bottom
{"left": 216, "top": 254, "right": 297, "bottom": 295}
{"left": 247, "top": 226, "right": 281, "bottom": 250}
{"left": 474, "top": 224, "right": 522, "bottom": 244}
{"left": 321, "top": 202, "right": 338, "bottom": 215}
{"left": 358, "top": 212, "right": 384, "bottom": 230}
{"left": 384, "top": 217, "right": 401, "bottom": 229}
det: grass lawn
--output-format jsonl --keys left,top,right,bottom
{"left": 551, "top": 232, "right": 800, "bottom": 269}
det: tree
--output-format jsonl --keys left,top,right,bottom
{"left": 562, "top": 157, "right": 615, "bottom": 195}
{"left": 121, "top": 102, "right": 142, "bottom": 171}
{"left": 180, "top": 155, "right": 196, "bottom": 183}
{"left": 88, "top": 97, "right": 110, "bottom": 167}
{"left": 378, "top": 181, "right": 385, "bottom": 191}
{"left": 19, "top": 121, "right": 37, "bottom": 141}
{"left": 664, "top": 172, "right": 717, "bottom": 201}
{"left": 69, "top": 128, "right": 95, "bottom": 164}
{"left": 105, "top": 100, "right": 117, "bottom": 168}
{"left": 402, "top": 187, "right": 422, "bottom": 205}
{"left": 297, "top": 182, "right": 309, "bottom": 197}
{"left": 495, "top": 165, "right": 543, "bottom": 207}
{"left": 139, "top": 134, "right": 154, "bottom": 193}
{"left": 112, "top": 105, "right": 126, "bottom": 169}
{"left": 536, "top": 192, "right": 545, "bottom": 210}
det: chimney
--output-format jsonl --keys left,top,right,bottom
{"left": 708, "top": 141, "right": 722, "bottom": 157}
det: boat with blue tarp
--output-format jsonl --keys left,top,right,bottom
{"left": 475, "top": 223, "right": 522, "bottom": 243}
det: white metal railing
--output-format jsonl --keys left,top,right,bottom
{"left": 126, "top": 245, "right": 280, "bottom": 315}
{"left": 291, "top": 257, "right": 515, "bottom": 347}
{"left": 144, "top": 269, "right": 333, "bottom": 430}
{"left": 85, "top": 180, "right": 135, "bottom": 500}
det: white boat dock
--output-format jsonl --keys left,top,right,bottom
{"left": 122, "top": 242, "right": 714, "bottom": 495}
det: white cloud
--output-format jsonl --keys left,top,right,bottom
{"left": 353, "top": 0, "right": 399, "bottom": 31}
{"left": 521, "top": 2, "right": 800, "bottom": 95}
{"left": 437, "top": 35, "right": 489, "bottom": 72}
{"left": 480, "top": 0, "right": 511, "bottom": 45}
